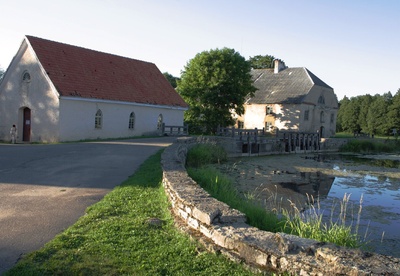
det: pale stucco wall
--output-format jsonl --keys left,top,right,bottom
{"left": 239, "top": 86, "right": 338, "bottom": 137}
{"left": 59, "top": 98, "right": 185, "bottom": 141}
{"left": 302, "top": 86, "right": 338, "bottom": 137}
{"left": 0, "top": 40, "right": 60, "bottom": 143}
{"left": 240, "top": 103, "right": 301, "bottom": 132}
{"left": 0, "top": 39, "right": 186, "bottom": 143}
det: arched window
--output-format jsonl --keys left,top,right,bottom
{"left": 95, "top": 109, "right": 102, "bottom": 129}
{"left": 157, "top": 114, "right": 163, "bottom": 130}
{"left": 318, "top": 95, "right": 325, "bottom": 104}
{"left": 320, "top": 111, "right": 325, "bottom": 123}
{"left": 330, "top": 113, "right": 334, "bottom": 124}
{"left": 128, "top": 112, "right": 135, "bottom": 129}
{"left": 22, "top": 71, "right": 31, "bottom": 82}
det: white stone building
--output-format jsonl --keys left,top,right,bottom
{"left": 0, "top": 36, "right": 188, "bottom": 143}
{"left": 236, "top": 60, "right": 338, "bottom": 138}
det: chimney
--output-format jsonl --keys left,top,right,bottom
{"left": 274, "top": 59, "right": 286, "bottom": 74}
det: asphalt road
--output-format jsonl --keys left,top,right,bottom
{"left": 0, "top": 137, "right": 177, "bottom": 274}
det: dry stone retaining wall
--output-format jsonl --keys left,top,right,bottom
{"left": 161, "top": 137, "right": 400, "bottom": 275}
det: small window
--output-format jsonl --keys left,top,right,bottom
{"left": 95, "top": 109, "right": 102, "bottom": 129}
{"left": 330, "top": 113, "right": 334, "bottom": 124}
{"left": 265, "top": 122, "right": 272, "bottom": 131}
{"left": 22, "top": 71, "right": 31, "bottom": 82}
{"left": 304, "top": 110, "right": 309, "bottom": 121}
{"left": 320, "top": 111, "right": 325, "bottom": 123}
{"left": 128, "top": 112, "right": 135, "bottom": 129}
{"left": 318, "top": 95, "right": 325, "bottom": 104}
{"left": 157, "top": 114, "right": 163, "bottom": 130}
{"left": 237, "top": 121, "right": 244, "bottom": 129}
{"left": 266, "top": 106, "right": 273, "bottom": 115}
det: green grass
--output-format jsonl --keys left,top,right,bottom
{"left": 186, "top": 143, "right": 227, "bottom": 167}
{"left": 339, "top": 138, "right": 400, "bottom": 153}
{"left": 188, "top": 166, "right": 282, "bottom": 232}
{"left": 186, "top": 144, "right": 363, "bottom": 248}
{"left": 6, "top": 150, "right": 258, "bottom": 276}
{"left": 281, "top": 195, "right": 362, "bottom": 248}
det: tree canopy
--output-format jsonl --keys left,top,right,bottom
{"left": 337, "top": 89, "right": 400, "bottom": 136}
{"left": 163, "top": 72, "right": 179, "bottom": 88}
{"left": 177, "top": 48, "right": 256, "bottom": 134}
{"left": 248, "top": 54, "right": 276, "bottom": 69}
{"left": 0, "top": 67, "right": 4, "bottom": 82}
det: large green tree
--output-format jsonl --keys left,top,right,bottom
{"left": 248, "top": 54, "right": 276, "bottom": 69}
{"left": 163, "top": 72, "right": 179, "bottom": 88}
{"left": 178, "top": 48, "right": 256, "bottom": 134}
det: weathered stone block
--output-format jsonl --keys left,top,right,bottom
{"left": 192, "top": 202, "right": 221, "bottom": 225}
{"left": 187, "top": 217, "right": 199, "bottom": 229}
{"left": 199, "top": 224, "right": 212, "bottom": 239}
{"left": 178, "top": 208, "right": 188, "bottom": 220}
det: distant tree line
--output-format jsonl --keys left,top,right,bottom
{"left": 0, "top": 66, "right": 5, "bottom": 82}
{"left": 337, "top": 89, "right": 400, "bottom": 136}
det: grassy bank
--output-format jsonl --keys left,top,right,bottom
{"left": 6, "top": 150, "right": 257, "bottom": 275}
{"left": 339, "top": 138, "right": 400, "bottom": 153}
{"left": 187, "top": 144, "right": 362, "bottom": 248}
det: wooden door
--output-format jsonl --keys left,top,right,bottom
{"left": 23, "top": 107, "right": 31, "bottom": 142}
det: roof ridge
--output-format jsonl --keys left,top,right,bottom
{"left": 24, "top": 35, "right": 188, "bottom": 108}
{"left": 303, "top": 67, "right": 333, "bottom": 89}
{"left": 25, "top": 35, "right": 154, "bottom": 66}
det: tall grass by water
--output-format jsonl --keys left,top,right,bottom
{"left": 187, "top": 143, "right": 364, "bottom": 248}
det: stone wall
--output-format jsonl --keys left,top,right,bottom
{"left": 161, "top": 137, "right": 400, "bottom": 275}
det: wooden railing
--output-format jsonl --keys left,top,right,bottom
{"left": 216, "top": 126, "right": 266, "bottom": 141}
{"left": 160, "top": 123, "right": 188, "bottom": 136}
{"left": 217, "top": 126, "right": 321, "bottom": 154}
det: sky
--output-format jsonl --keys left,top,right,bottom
{"left": 0, "top": 0, "right": 399, "bottom": 100}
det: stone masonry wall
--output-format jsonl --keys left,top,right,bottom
{"left": 161, "top": 137, "right": 400, "bottom": 275}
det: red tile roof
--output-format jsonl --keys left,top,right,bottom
{"left": 26, "top": 36, "right": 188, "bottom": 108}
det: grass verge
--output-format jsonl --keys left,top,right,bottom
{"left": 5, "top": 150, "right": 258, "bottom": 275}
{"left": 339, "top": 138, "right": 400, "bottom": 153}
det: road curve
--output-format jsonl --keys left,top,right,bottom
{"left": 0, "top": 137, "right": 177, "bottom": 274}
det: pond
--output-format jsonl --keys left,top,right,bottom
{"left": 317, "top": 155, "right": 400, "bottom": 257}
{"left": 214, "top": 153, "right": 400, "bottom": 258}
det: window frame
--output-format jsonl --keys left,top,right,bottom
{"left": 320, "top": 111, "right": 325, "bottom": 123}
{"left": 265, "top": 121, "right": 272, "bottom": 131}
{"left": 157, "top": 114, "right": 163, "bottom": 130}
{"left": 266, "top": 105, "right": 273, "bottom": 115}
{"left": 128, "top": 112, "right": 135, "bottom": 129}
{"left": 22, "top": 71, "right": 31, "bottom": 83}
{"left": 95, "top": 109, "right": 102, "bottom": 129}
{"left": 304, "top": 110, "right": 309, "bottom": 121}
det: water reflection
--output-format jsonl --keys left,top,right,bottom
{"left": 279, "top": 154, "right": 400, "bottom": 258}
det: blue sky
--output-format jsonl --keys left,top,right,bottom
{"left": 1, "top": 0, "right": 399, "bottom": 100}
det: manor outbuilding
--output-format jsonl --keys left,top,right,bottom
{"left": 236, "top": 60, "right": 338, "bottom": 138}
{"left": 0, "top": 36, "right": 188, "bottom": 143}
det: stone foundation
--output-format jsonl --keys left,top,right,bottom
{"left": 161, "top": 137, "right": 400, "bottom": 275}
